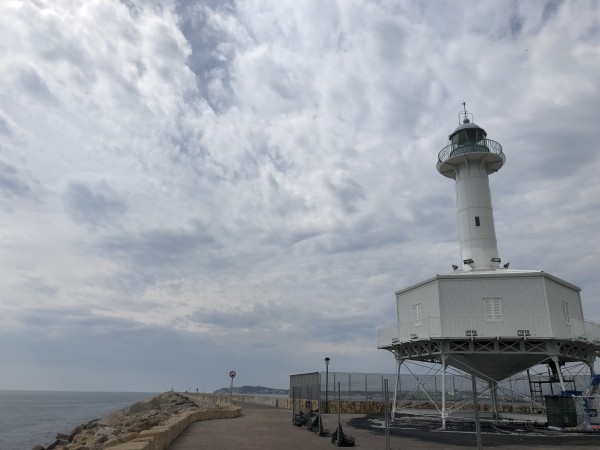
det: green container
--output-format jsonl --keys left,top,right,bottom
{"left": 544, "top": 395, "right": 585, "bottom": 428}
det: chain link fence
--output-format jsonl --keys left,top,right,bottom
{"left": 290, "top": 369, "right": 591, "bottom": 414}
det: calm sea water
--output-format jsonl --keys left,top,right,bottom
{"left": 0, "top": 390, "right": 157, "bottom": 450}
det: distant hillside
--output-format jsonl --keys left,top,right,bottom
{"left": 213, "top": 385, "right": 289, "bottom": 395}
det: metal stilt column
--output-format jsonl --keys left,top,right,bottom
{"left": 589, "top": 361, "right": 596, "bottom": 376}
{"left": 551, "top": 355, "right": 566, "bottom": 392}
{"left": 441, "top": 353, "right": 447, "bottom": 430}
{"left": 471, "top": 374, "right": 483, "bottom": 450}
{"left": 489, "top": 380, "right": 499, "bottom": 419}
{"left": 392, "top": 356, "right": 402, "bottom": 417}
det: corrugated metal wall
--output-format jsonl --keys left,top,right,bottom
{"left": 544, "top": 277, "right": 583, "bottom": 318}
{"left": 396, "top": 279, "right": 440, "bottom": 325}
{"left": 392, "top": 273, "right": 591, "bottom": 340}
{"left": 290, "top": 372, "right": 321, "bottom": 400}
{"left": 437, "top": 275, "right": 552, "bottom": 338}
{"left": 438, "top": 275, "right": 547, "bottom": 318}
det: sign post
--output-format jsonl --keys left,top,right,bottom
{"left": 229, "top": 370, "right": 236, "bottom": 397}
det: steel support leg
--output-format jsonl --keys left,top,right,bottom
{"left": 392, "top": 357, "right": 401, "bottom": 417}
{"left": 442, "top": 354, "right": 447, "bottom": 430}
{"left": 551, "top": 355, "right": 566, "bottom": 392}
{"left": 489, "top": 380, "right": 499, "bottom": 419}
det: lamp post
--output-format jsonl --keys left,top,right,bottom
{"left": 324, "top": 357, "right": 330, "bottom": 413}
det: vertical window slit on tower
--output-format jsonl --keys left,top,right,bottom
{"left": 475, "top": 216, "right": 480, "bottom": 227}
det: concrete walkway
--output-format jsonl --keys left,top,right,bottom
{"left": 169, "top": 403, "right": 600, "bottom": 449}
{"left": 168, "top": 404, "right": 386, "bottom": 450}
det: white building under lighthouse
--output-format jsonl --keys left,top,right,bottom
{"left": 378, "top": 107, "right": 600, "bottom": 423}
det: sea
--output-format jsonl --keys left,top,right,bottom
{"left": 0, "top": 390, "right": 157, "bottom": 450}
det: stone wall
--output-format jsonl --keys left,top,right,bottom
{"left": 109, "top": 407, "right": 241, "bottom": 450}
{"left": 38, "top": 392, "right": 241, "bottom": 450}
{"left": 229, "top": 394, "right": 291, "bottom": 409}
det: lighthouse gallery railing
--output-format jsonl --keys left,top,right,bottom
{"left": 437, "top": 138, "right": 504, "bottom": 170}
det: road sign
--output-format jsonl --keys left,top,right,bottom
{"left": 229, "top": 370, "right": 236, "bottom": 378}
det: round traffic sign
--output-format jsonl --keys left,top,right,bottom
{"left": 229, "top": 370, "right": 236, "bottom": 378}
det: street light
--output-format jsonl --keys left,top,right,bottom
{"left": 324, "top": 357, "right": 331, "bottom": 413}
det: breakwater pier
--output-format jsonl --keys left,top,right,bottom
{"left": 35, "top": 392, "right": 600, "bottom": 450}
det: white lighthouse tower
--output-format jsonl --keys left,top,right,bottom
{"left": 437, "top": 104, "right": 504, "bottom": 271}
{"left": 378, "top": 106, "right": 600, "bottom": 425}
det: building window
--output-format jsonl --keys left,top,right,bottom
{"left": 563, "top": 302, "right": 570, "bottom": 325}
{"left": 475, "top": 216, "right": 480, "bottom": 227}
{"left": 483, "top": 298, "right": 503, "bottom": 322}
{"left": 413, "top": 303, "right": 422, "bottom": 326}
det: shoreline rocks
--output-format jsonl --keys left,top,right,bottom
{"left": 33, "top": 391, "right": 235, "bottom": 450}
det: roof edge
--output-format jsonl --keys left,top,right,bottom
{"left": 394, "top": 270, "right": 581, "bottom": 296}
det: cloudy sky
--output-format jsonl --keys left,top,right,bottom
{"left": 1, "top": 0, "right": 599, "bottom": 392}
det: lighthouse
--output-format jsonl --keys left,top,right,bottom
{"left": 378, "top": 105, "right": 600, "bottom": 424}
{"left": 436, "top": 104, "right": 505, "bottom": 271}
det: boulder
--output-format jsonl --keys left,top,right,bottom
{"left": 94, "top": 435, "right": 109, "bottom": 444}
{"left": 47, "top": 392, "right": 221, "bottom": 450}
{"left": 102, "top": 437, "right": 119, "bottom": 448}
{"left": 120, "top": 431, "right": 139, "bottom": 442}
{"left": 68, "top": 426, "right": 82, "bottom": 441}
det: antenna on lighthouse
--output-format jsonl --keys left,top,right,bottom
{"left": 460, "top": 101, "right": 472, "bottom": 124}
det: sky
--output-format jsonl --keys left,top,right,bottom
{"left": 0, "top": 0, "right": 599, "bottom": 392}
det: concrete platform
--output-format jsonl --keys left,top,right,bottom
{"left": 168, "top": 403, "right": 600, "bottom": 449}
{"left": 168, "top": 403, "right": 385, "bottom": 450}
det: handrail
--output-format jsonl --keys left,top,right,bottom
{"left": 437, "top": 138, "right": 504, "bottom": 167}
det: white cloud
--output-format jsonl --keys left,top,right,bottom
{"left": 0, "top": 0, "right": 598, "bottom": 391}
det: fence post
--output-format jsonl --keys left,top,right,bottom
{"left": 292, "top": 386, "right": 295, "bottom": 423}
{"left": 305, "top": 386, "right": 309, "bottom": 413}
{"left": 384, "top": 378, "right": 390, "bottom": 450}
{"left": 319, "top": 372, "right": 322, "bottom": 428}
{"left": 337, "top": 381, "right": 342, "bottom": 446}
{"left": 381, "top": 376, "right": 384, "bottom": 406}
{"left": 333, "top": 373, "right": 336, "bottom": 410}
{"left": 348, "top": 373, "right": 351, "bottom": 400}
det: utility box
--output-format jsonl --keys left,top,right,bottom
{"left": 545, "top": 395, "right": 585, "bottom": 429}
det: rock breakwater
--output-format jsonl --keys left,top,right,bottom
{"left": 33, "top": 391, "right": 240, "bottom": 450}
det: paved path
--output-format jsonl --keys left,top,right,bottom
{"left": 169, "top": 404, "right": 600, "bottom": 449}
{"left": 168, "top": 404, "right": 386, "bottom": 450}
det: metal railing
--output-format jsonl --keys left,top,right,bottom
{"left": 291, "top": 370, "right": 592, "bottom": 406}
{"left": 585, "top": 320, "right": 600, "bottom": 342}
{"left": 320, "top": 372, "right": 398, "bottom": 402}
{"left": 378, "top": 315, "right": 600, "bottom": 348}
{"left": 436, "top": 138, "right": 504, "bottom": 170}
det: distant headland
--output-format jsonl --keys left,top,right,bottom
{"left": 213, "top": 386, "right": 289, "bottom": 395}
